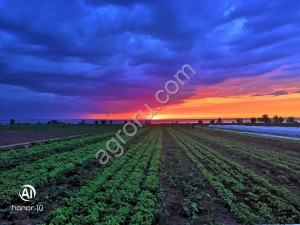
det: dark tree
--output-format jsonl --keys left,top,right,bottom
{"left": 109, "top": 120, "right": 113, "bottom": 124}
{"left": 124, "top": 120, "right": 128, "bottom": 124}
{"left": 286, "top": 117, "right": 295, "bottom": 123}
{"left": 48, "top": 120, "right": 60, "bottom": 124}
{"left": 236, "top": 118, "right": 243, "bottom": 124}
{"left": 101, "top": 119, "right": 107, "bottom": 124}
{"left": 250, "top": 117, "right": 257, "bottom": 124}
{"left": 94, "top": 120, "right": 99, "bottom": 125}
{"left": 261, "top": 114, "right": 271, "bottom": 123}
{"left": 217, "top": 118, "right": 223, "bottom": 124}
{"left": 10, "top": 119, "right": 15, "bottom": 125}
{"left": 198, "top": 119, "right": 203, "bottom": 125}
{"left": 210, "top": 119, "right": 215, "bottom": 124}
{"left": 273, "top": 115, "right": 279, "bottom": 124}
{"left": 279, "top": 117, "right": 284, "bottom": 123}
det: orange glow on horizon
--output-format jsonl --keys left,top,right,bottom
{"left": 86, "top": 70, "right": 300, "bottom": 120}
{"left": 154, "top": 93, "right": 300, "bottom": 119}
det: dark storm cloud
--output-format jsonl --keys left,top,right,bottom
{"left": 0, "top": 0, "right": 300, "bottom": 118}
{"left": 253, "top": 91, "right": 289, "bottom": 97}
{"left": 271, "top": 91, "right": 289, "bottom": 96}
{"left": 86, "top": 0, "right": 145, "bottom": 7}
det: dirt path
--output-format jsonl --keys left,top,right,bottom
{"left": 0, "top": 129, "right": 104, "bottom": 146}
{"left": 159, "top": 128, "right": 238, "bottom": 225}
{"left": 0, "top": 133, "right": 92, "bottom": 150}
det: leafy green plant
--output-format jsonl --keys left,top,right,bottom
{"left": 45, "top": 128, "right": 162, "bottom": 225}
{"left": 181, "top": 198, "right": 200, "bottom": 219}
{"left": 167, "top": 127, "right": 300, "bottom": 224}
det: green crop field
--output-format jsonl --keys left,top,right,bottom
{"left": 0, "top": 125, "right": 299, "bottom": 225}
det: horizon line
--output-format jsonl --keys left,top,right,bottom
{"left": 1, "top": 116, "right": 300, "bottom": 122}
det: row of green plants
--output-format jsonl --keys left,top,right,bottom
{"left": 0, "top": 141, "right": 106, "bottom": 207}
{"left": 160, "top": 143, "right": 215, "bottom": 224}
{"left": 180, "top": 128, "right": 300, "bottom": 189}
{"left": 0, "top": 133, "right": 115, "bottom": 170}
{"left": 175, "top": 128, "right": 300, "bottom": 205}
{"left": 0, "top": 127, "right": 149, "bottom": 207}
{"left": 181, "top": 128, "right": 300, "bottom": 179}
{"left": 130, "top": 130, "right": 162, "bottom": 224}
{"left": 0, "top": 124, "right": 123, "bottom": 157}
{"left": 45, "top": 128, "right": 162, "bottom": 225}
{"left": 168, "top": 128, "right": 300, "bottom": 224}
{"left": 185, "top": 127, "right": 299, "bottom": 166}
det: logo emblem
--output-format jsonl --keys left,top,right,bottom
{"left": 19, "top": 185, "right": 36, "bottom": 201}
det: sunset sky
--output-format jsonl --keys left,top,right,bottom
{"left": 0, "top": 0, "right": 300, "bottom": 120}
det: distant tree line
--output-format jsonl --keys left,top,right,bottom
{"left": 94, "top": 120, "right": 113, "bottom": 124}
{"left": 48, "top": 120, "right": 64, "bottom": 124}
{"left": 197, "top": 114, "right": 298, "bottom": 125}
{"left": 5, "top": 115, "right": 298, "bottom": 126}
{"left": 248, "top": 114, "right": 297, "bottom": 124}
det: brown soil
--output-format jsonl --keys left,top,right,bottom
{"left": 159, "top": 128, "right": 239, "bottom": 225}
{"left": 185, "top": 127, "right": 300, "bottom": 195}
{"left": 0, "top": 130, "right": 97, "bottom": 147}
{"left": 195, "top": 127, "right": 300, "bottom": 155}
